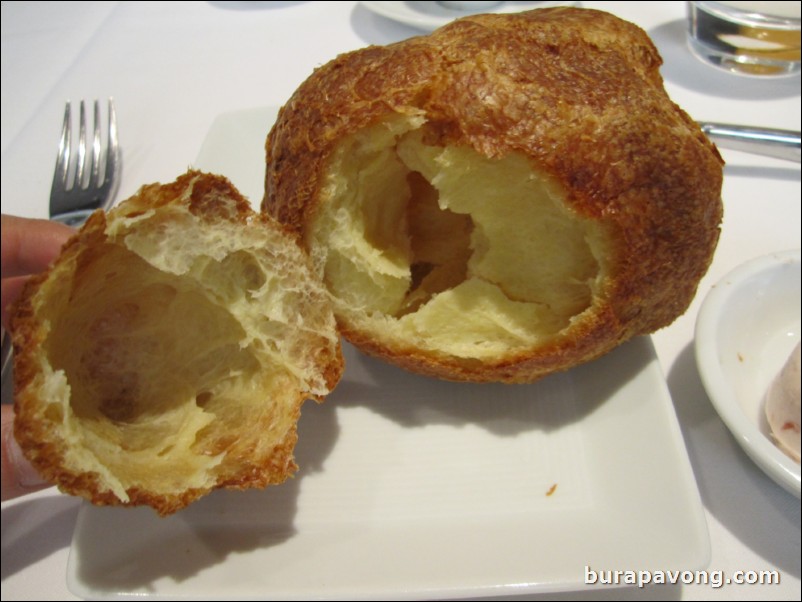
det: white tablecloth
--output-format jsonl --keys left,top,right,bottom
{"left": 2, "top": 1, "right": 800, "bottom": 600}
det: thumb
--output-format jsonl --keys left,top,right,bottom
{"left": 2, "top": 404, "right": 50, "bottom": 501}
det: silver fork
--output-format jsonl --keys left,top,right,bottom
{"left": 1, "top": 99, "right": 121, "bottom": 400}
{"left": 49, "top": 98, "right": 121, "bottom": 225}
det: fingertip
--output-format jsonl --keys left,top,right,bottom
{"left": 1, "top": 214, "right": 75, "bottom": 279}
{"left": 1, "top": 405, "right": 50, "bottom": 502}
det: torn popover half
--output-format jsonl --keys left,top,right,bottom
{"left": 11, "top": 171, "right": 343, "bottom": 515}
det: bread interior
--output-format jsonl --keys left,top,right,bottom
{"left": 40, "top": 240, "right": 303, "bottom": 501}
{"left": 312, "top": 117, "right": 607, "bottom": 359}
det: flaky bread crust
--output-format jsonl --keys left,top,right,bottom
{"left": 263, "top": 7, "right": 723, "bottom": 383}
{"left": 12, "top": 171, "right": 343, "bottom": 515}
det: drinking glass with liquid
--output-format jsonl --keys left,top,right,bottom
{"left": 687, "top": 1, "right": 801, "bottom": 77}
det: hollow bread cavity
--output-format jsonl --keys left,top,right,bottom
{"left": 40, "top": 237, "right": 313, "bottom": 501}
{"left": 312, "top": 118, "right": 605, "bottom": 359}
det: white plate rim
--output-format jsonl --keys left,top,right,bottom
{"left": 359, "top": 1, "right": 579, "bottom": 31}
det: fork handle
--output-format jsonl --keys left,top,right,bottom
{"left": 698, "top": 122, "right": 801, "bottom": 163}
{"left": 51, "top": 208, "right": 99, "bottom": 226}
{"left": 1, "top": 329, "right": 12, "bottom": 403}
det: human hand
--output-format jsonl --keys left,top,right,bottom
{"left": 1, "top": 214, "right": 73, "bottom": 330}
{"left": 1, "top": 214, "right": 73, "bottom": 501}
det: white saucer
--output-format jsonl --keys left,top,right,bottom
{"left": 360, "top": 1, "right": 580, "bottom": 31}
{"left": 695, "top": 249, "right": 801, "bottom": 497}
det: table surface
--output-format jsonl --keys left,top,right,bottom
{"left": 1, "top": 1, "right": 800, "bottom": 600}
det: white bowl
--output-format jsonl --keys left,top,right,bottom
{"left": 695, "top": 249, "right": 801, "bottom": 497}
{"left": 437, "top": 1, "right": 503, "bottom": 10}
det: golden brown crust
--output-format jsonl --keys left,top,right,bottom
{"left": 11, "top": 171, "right": 343, "bottom": 515}
{"left": 263, "top": 7, "right": 723, "bottom": 383}
{"left": 335, "top": 302, "right": 624, "bottom": 384}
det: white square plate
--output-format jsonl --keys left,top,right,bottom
{"left": 67, "top": 106, "right": 709, "bottom": 600}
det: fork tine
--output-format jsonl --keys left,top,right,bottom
{"left": 104, "top": 98, "right": 119, "bottom": 200}
{"left": 52, "top": 102, "right": 71, "bottom": 191}
{"left": 50, "top": 98, "right": 120, "bottom": 222}
{"left": 90, "top": 100, "right": 102, "bottom": 189}
{"left": 76, "top": 100, "right": 90, "bottom": 189}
